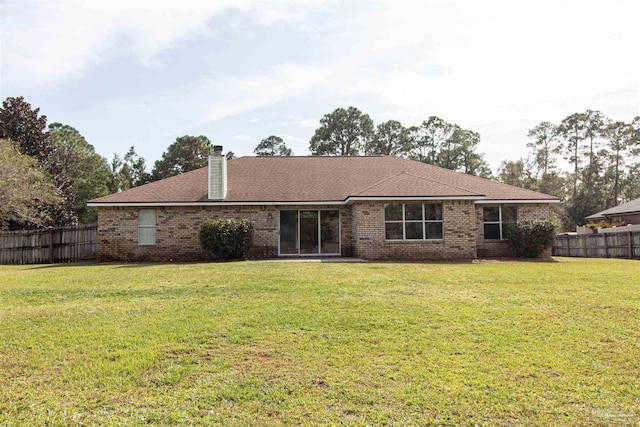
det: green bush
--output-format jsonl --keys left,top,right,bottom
{"left": 199, "top": 218, "right": 253, "bottom": 260}
{"left": 504, "top": 220, "right": 556, "bottom": 258}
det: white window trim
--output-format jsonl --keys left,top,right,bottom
{"left": 483, "top": 206, "right": 517, "bottom": 241}
{"left": 138, "top": 209, "right": 157, "bottom": 245}
{"left": 384, "top": 203, "right": 443, "bottom": 241}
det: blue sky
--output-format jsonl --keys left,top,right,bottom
{"left": 1, "top": 0, "right": 639, "bottom": 173}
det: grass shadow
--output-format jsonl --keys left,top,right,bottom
{"left": 24, "top": 260, "right": 98, "bottom": 270}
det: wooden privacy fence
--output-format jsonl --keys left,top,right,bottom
{"left": 0, "top": 224, "right": 97, "bottom": 264}
{"left": 553, "top": 231, "right": 640, "bottom": 259}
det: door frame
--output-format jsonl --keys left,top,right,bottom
{"left": 277, "top": 209, "right": 341, "bottom": 256}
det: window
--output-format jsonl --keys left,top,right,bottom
{"left": 483, "top": 206, "right": 517, "bottom": 240}
{"left": 138, "top": 209, "right": 157, "bottom": 245}
{"left": 384, "top": 203, "right": 443, "bottom": 241}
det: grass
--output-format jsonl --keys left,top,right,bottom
{"left": 0, "top": 258, "right": 639, "bottom": 426}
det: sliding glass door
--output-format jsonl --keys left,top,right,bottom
{"left": 279, "top": 210, "right": 340, "bottom": 256}
{"left": 299, "top": 211, "right": 319, "bottom": 254}
{"left": 279, "top": 210, "right": 299, "bottom": 255}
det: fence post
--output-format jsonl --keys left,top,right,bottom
{"left": 49, "top": 228, "right": 54, "bottom": 264}
{"left": 603, "top": 233, "right": 608, "bottom": 258}
{"left": 630, "top": 232, "right": 634, "bottom": 260}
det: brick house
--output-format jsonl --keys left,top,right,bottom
{"left": 88, "top": 148, "right": 559, "bottom": 262}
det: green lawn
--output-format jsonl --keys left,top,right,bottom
{"left": 0, "top": 258, "right": 639, "bottom": 426}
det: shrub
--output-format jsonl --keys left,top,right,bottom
{"left": 504, "top": 220, "right": 557, "bottom": 258}
{"left": 199, "top": 218, "right": 253, "bottom": 260}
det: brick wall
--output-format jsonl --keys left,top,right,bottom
{"left": 97, "top": 205, "right": 353, "bottom": 262}
{"left": 97, "top": 202, "right": 554, "bottom": 262}
{"left": 350, "top": 200, "right": 477, "bottom": 261}
{"left": 475, "top": 203, "right": 552, "bottom": 258}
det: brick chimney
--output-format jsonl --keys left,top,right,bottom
{"left": 208, "top": 145, "right": 227, "bottom": 200}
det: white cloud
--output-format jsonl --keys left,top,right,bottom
{"left": 200, "top": 63, "right": 333, "bottom": 122}
{"left": 279, "top": 133, "right": 306, "bottom": 144}
{"left": 353, "top": 0, "right": 640, "bottom": 121}
{"left": 3, "top": 0, "right": 638, "bottom": 172}
{"left": 0, "top": 0, "right": 338, "bottom": 90}
{"left": 339, "top": 0, "right": 640, "bottom": 169}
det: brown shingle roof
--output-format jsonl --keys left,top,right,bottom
{"left": 586, "top": 197, "right": 640, "bottom": 220}
{"left": 89, "top": 156, "right": 559, "bottom": 204}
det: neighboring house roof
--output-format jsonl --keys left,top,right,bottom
{"left": 586, "top": 197, "right": 640, "bottom": 220}
{"left": 89, "top": 156, "right": 559, "bottom": 205}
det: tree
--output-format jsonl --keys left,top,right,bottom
{"left": 0, "top": 139, "right": 62, "bottom": 230}
{"left": 537, "top": 171, "right": 566, "bottom": 200}
{"left": 0, "top": 96, "right": 50, "bottom": 162}
{"left": 427, "top": 124, "right": 492, "bottom": 177}
{"left": 620, "top": 116, "right": 640, "bottom": 201}
{"left": 497, "top": 159, "right": 537, "bottom": 189}
{"left": 151, "top": 135, "right": 213, "bottom": 181}
{"left": 564, "top": 185, "right": 607, "bottom": 228}
{"left": 526, "top": 121, "right": 566, "bottom": 200}
{"left": 603, "top": 121, "right": 633, "bottom": 206}
{"left": 108, "top": 147, "right": 149, "bottom": 193}
{"left": 254, "top": 135, "right": 293, "bottom": 156}
{"left": 451, "top": 127, "right": 492, "bottom": 178}
{"left": 435, "top": 124, "right": 463, "bottom": 170}
{"left": 582, "top": 110, "right": 607, "bottom": 188}
{"left": 226, "top": 151, "right": 236, "bottom": 160}
{"left": 309, "top": 107, "right": 374, "bottom": 156}
{"left": 405, "top": 116, "right": 491, "bottom": 177}
{"left": 557, "top": 113, "right": 587, "bottom": 197}
{"left": 583, "top": 110, "right": 606, "bottom": 162}
{"left": 0, "top": 98, "right": 78, "bottom": 226}
{"left": 48, "top": 123, "right": 111, "bottom": 223}
{"left": 407, "top": 116, "right": 454, "bottom": 164}
{"left": 527, "top": 122, "right": 561, "bottom": 176}
{"left": 366, "top": 120, "right": 410, "bottom": 156}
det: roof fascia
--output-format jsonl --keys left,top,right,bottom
{"left": 88, "top": 195, "right": 487, "bottom": 208}
{"left": 475, "top": 199, "right": 561, "bottom": 204}
{"left": 345, "top": 196, "right": 484, "bottom": 204}
{"left": 605, "top": 211, "right": 640, "bottom": 217}
{"left": 87, "top": 201, "right": 346, "bottom": 207}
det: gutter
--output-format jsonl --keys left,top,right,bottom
{"left": 87, "top": 195, "right": 560, "bottom": 208}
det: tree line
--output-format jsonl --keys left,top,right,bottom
{"left": 251, "top": 107, "right": 492, "bottom": 179}
{"left": 308, "top": 107, "right": 492, "bottom": 177}
{"left": 499, "top": 110, "right": 640, "bottom": 228}
{"left": 0, "top": 97, "right": 216, "bottom": 229}
{"left": 2, "top": 96, "right": 638, "bottom": 231}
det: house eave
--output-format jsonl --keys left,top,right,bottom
{"left": 88, "top": 195, "right": 487, "bottom": 208}
{"left": 475, "top": 199, "right": 561, "bottom": 204}
{"left": 594, "top": 210, "right": 640, "bottom": 219}
{"left": 344, "top": 195, "right": 485, "bottom": 204}
{"left": 87, "top": 201, "right": 345, "bottom": 207}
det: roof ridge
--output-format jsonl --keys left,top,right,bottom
{"left": 400, "top": 170, "right": 482, "bottom": 196}
{"left": 242, "top": 155, "right": 387, "bottom": 159}
{"left": 352, "top": 171, "right": 407, "bottom": 196}
{"left": 353, "top": 171, "right": 481, "bottom": 197}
